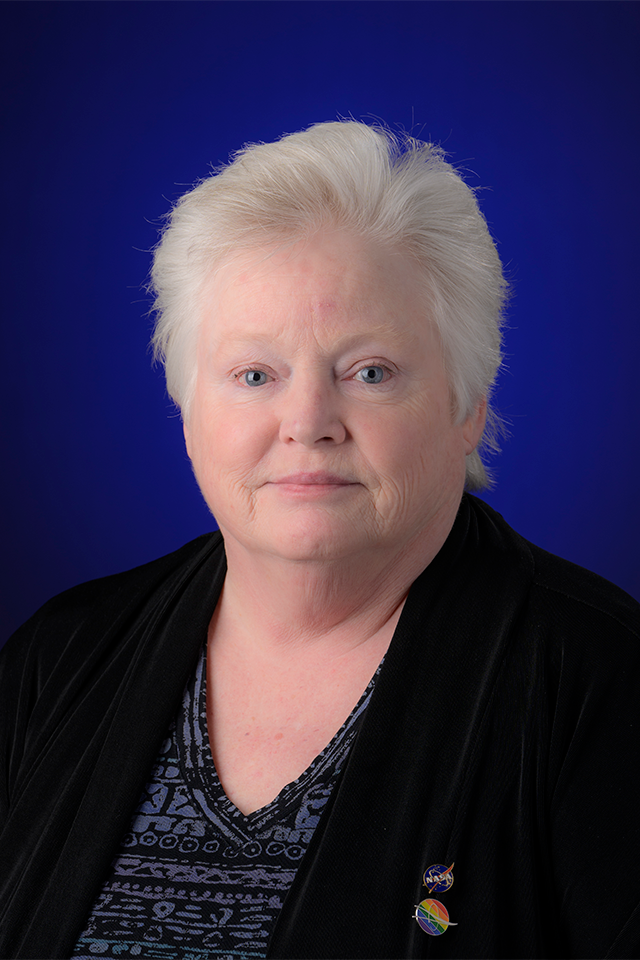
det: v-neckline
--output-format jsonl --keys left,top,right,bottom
{"left": 176, "top": 641, "right": 382, "bottom": 842}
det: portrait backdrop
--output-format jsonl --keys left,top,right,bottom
{"left": 2, "top": 0, "right": 639, "bottom": 644}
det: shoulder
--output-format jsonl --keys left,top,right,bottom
{"left": 527, "top": 539, "right": 640, "bottom": 640}
{"left": 0, "top": 530, "right": 225, "bottom": 821}
{"left": 30, "top": 530, "right": 221, "bottom": 612}
{"left": 523, "top": 545, "right": 640, "bottom": 710}
{"left": 1, "top": 531, "right": 224, "bottom": 669}
{"left": 467, "top": 494, "right": 640, "bottom": 648}
{"left": 465, "top": 494, "right": 640, "bottom": 638}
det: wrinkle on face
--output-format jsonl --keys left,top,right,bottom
{"left": 185, "top": 228, "right": 484, "bottom": 571}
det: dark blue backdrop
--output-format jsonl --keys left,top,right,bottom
{"left": 2, "top": 1, "right": 639, "bottom": 644}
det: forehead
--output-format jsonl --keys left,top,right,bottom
{"left": 200, "top": 230, "right": 431, "bottom": 348}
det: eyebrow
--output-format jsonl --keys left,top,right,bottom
{"left": 211, "top": 324, "right": 421, "bottom": 353}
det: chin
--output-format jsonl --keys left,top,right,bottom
{"left": 261, "top": 517, "right": 369, "bottom": 564}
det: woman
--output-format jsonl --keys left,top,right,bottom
{"left": 1, "top": 121, "right": 639, "bottom": 959}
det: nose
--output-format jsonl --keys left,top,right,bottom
{"left": 278, "top": 375, "right": 347, "bottom": 446}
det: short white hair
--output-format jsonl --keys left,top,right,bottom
{"left": 151, "top": 120, "right": 507, "bottom": 489}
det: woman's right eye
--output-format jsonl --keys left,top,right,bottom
{"left": 240, "top": 369, "right": 269, "bottom": 386}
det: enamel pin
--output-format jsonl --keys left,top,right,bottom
{"left": 423, "top": 862, "right": 454, "bottom": 893}
{"left": 414, "top": 899, "right": 457, "bottom": 936}
{"left": 413, "top": 863, "right": 457, "bottom": 936}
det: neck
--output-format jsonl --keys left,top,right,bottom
{"left": 215, "top": 522, "right": 452, "bottom": 657}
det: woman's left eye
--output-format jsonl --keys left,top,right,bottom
{"left": 353, "top": 365, "right": 387, "bottom": 384}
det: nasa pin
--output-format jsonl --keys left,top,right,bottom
{"left": 423, "top": 863, "right": 454, "bottom": 893}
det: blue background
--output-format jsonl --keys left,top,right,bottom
{"left": 2, "top": 0, "right": 639, "bottom": 643}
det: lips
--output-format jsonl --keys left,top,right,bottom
{"left": 271, "top": 472, "right": 355, "bottom": 485}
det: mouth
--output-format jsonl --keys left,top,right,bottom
{"left": 272, "top": 472, "right": 356, "bottom": 485}
{"left": 268, "top": 472, "right": 360, "bottom": 496}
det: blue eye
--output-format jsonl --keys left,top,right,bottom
{"left": 355, "top": 365, "right": 385, "bottom": 384}
{"left": 242, "top": 370, "right": 269, "bottom": 386}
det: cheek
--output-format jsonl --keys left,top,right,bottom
{"left": 363, "top": 403, "right": 465, "bottom": 498}
{"left": 362, "top": 399, "right": 450, "bottom": 465}
{"left": 188, "top": 398, "right": 276, "bottom": 486}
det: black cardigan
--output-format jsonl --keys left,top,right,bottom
{"left": 2, "top": 496, "right": 640, "bottom": 959}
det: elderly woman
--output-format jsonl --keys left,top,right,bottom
{"left": 1, "top": 121, "right": 639, "bottom": 960}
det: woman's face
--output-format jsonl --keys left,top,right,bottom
{"left": 185, "top": 229, "right": 484, "bottom": 568}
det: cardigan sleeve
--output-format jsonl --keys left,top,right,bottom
{"left": 0, "top": 533, "right": 224, "bottom": 958}
{"left": 0, "top": 587, "right": 96, "bottom": 825}
{"left": 530, "top": 558, "right": 640, "bottom": 959}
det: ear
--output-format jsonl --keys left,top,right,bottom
{"left": 462, "top": 397, "right": 487, "bottom": 455}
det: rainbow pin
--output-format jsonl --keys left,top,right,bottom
{"left": 414, "top": 898, "right": 458, "bottom": 936}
